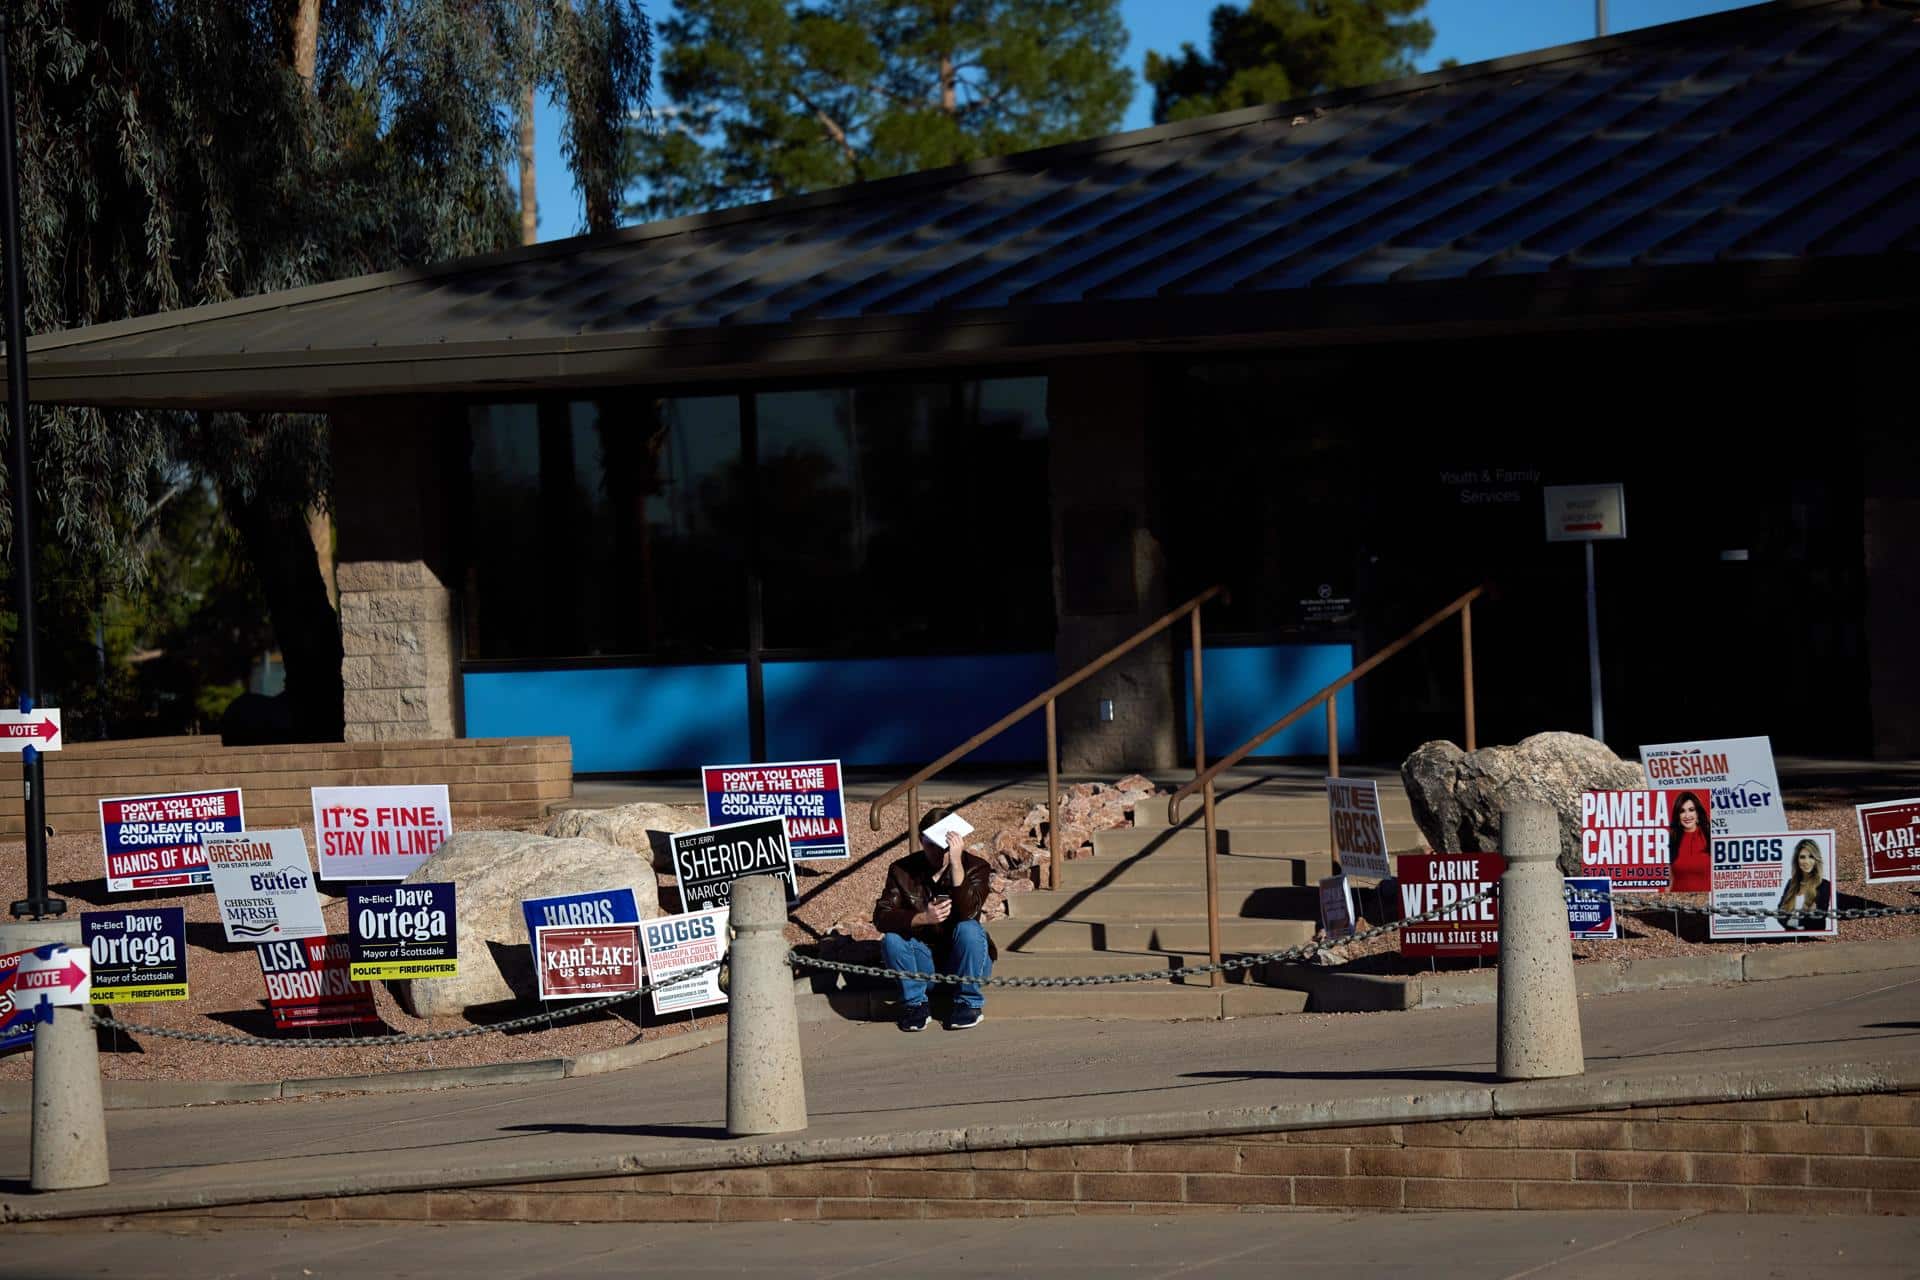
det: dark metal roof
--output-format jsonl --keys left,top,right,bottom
{"left": 23, "top": 0, "right": 1920, "bottom": 408}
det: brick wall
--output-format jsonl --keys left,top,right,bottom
{"left": 153, "top": 1091, "right": 1919, "bottom": 1225}
{"left": 0, "top": 735, "right": 570, "bottom": 836}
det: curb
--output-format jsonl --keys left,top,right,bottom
{"left": 1266, "top": 935, "right": 1920, "bottom": 1012}
{"left": 0, "top": 1024, "right": 728, "bottom": 1114}
{"left": 3, "top": 1054, "right": 1915, "bottom": 1224}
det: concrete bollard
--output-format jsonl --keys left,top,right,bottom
{"left": 725, "top": 875, "right": 808, "bottom": 1136}
{"left": 0, "top": 919, "right": 110, "bottom": 1190}
{"left": 1496, "top": 801, "right": 1586, "bottom": 1081}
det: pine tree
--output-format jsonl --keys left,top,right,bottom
{"left": 1146, "top": 0, "right": 1435, "bottom": 125}
{"left": 626, "top": 0, "right": 1132, "bottom": 221}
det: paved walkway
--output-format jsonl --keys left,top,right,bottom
{"left": 3, "top": 1210, "right": 1908, "bottom": 1277}
{"left": 2, "top": 966, "right": 1915, "bottom": 1219}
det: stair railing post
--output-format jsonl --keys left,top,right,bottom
{"left": 1045, "top": 698, "right": 1061, "bottom": 891}
{"left": 905, "top": 786, "right": 918, "bottom": 863}
{"left": 1193, "top": 607, "right": 1223, "bottom": 989}
{"left": 1462, "top": 599, "right": 1477, "bottom": 752}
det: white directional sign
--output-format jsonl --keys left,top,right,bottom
{"left": 9, "top": 944, "right": 92, "bottom": 1006}
{"left": 0, "top": 709, "right": 61, "bottom": 751}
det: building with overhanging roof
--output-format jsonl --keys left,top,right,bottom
{"left": 16, "top": 0, "right": 1920, "bottom": 771}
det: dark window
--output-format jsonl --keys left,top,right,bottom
{"left": 755, "top": 377, "right": 1051, "bottom": 653}
{"left": 463, "top": 395, "right": 746, "bottom": 660}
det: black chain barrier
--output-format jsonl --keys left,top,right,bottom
{"left": 80, "top": 884, "right": 1920, "bottom": 1047}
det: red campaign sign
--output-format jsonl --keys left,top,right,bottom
{"left": 1397, "top": 852, "right": 1505, "bottom": 959}
{"left": 1580, "top": 789, "right": 1711, "bottom": 893}
{"left": 1858, "top": 799, "right": 1920, "bottom": 885}
{"left": 535, "top": 924, "right": 642, "bottom": 1000}
{"left": 256, "top": 935, "right": 381, "bottom": 1031}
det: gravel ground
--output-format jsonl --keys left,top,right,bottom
{"left": 2, "top": 791, "right": 1914, "bottom": 1084}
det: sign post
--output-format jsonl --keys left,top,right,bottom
{"left": 1544, "top": 483, "right": 1626, "bottom": 743}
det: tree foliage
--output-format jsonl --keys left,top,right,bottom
{"left": 1145, "top": 0, "right": 1435, "bottom": 125}
{"left": 2, "top": 0, "right": 650, "bottom": 738}
{"left": 626, "top": 0, "right": 1132, "bottom": 221}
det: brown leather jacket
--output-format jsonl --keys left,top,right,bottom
{"left": 872, "top": 849, "right": 998, "bottom": 959}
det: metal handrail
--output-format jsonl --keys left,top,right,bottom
{"left": 1166, "top": 583, "right": 1488, "bottom": 827}
{"left": 868, "top": 584, "right": 1230, "bottom": 941}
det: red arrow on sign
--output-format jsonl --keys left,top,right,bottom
{"left": 14, "top": 960, "right": 85, "bottom": 993}
{"left": 1, "top": 718, "right": 59, "bottom": 744}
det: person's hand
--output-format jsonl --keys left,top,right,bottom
{"left": 945, "top": 831, "right": 966, "bottom": 878}
{"left": 915, "top": 897, "right": 953, "bottom": 927}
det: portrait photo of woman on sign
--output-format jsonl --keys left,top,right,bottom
{"left": 1778, "top": 838, "right": 1833, "bottom": 931}
{"left": 1667, "top": 791, "right": 1711, "bottom": 891}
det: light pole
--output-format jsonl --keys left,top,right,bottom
{"left": 0, "top": 9, "right": 62, "bottom": 920}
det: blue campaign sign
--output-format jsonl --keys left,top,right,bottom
{"left": 1565, "top": 877, "right": 1617, "bottom": 940}
{"left": 82, "top": 907, "right": 189, "bottom": 1002}
{"left": 702, "top": 760, "right": 848, "bottom": 861}
{"left": 520, "top": 888, "right": 641, "bottom": 948}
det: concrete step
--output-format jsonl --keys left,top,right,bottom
{"left": 1133, "top": 794, "right": 1415, "bottom": 831}
{"left": 1093, "top": 825, "right": 1421, "bottom": 859}
{"left": 982, "top": 983, "right": 1309, "bottom": 1020}
{"left": 1007, "top": 883, "right": 1320, "bottom": 923}
{"left": 989, "top": 915, "right": 1316, "bottom": 956}
{"left": 1059, "top": 851, "right": 1336, "bottom": 891}
{"left": 988, "top": 949, "right": 1242, "bottom": 984}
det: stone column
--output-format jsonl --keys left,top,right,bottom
{"left": 0, "top": 920, "right": 109, "bottom": 1190}
{"left": 338, "top": 561, "right": 458, "bottom": 742}
{"left": 1496, "top": 801, "right": 1585, "bottom": 1081}
{"left": 1047, "top": 357, "right": 1178, "bottom": 774}
{"left": 725, "top": 875, "right": 808, "bottom": 1136}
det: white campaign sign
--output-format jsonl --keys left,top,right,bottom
{"left": 1318, "top": 876, "right": 1356, "bottom": 940}
{"left": 1327, "top": 778, "right": 1392, "bottom": 880}
{"left": 1710, "top": 830, "right": 1838, "bottom": 941}
{"left": 1638, "top": 736, "right": 1783, "bottom": 838}
{"left": 639, "top": 906, "right": 730, "bottom": 1016}
{"left": 204, "top": 829, "right": 328, "bottom": 945}
{"left": 312, "top": 785, "right": 452, "bottom": 881}
{"left": 0, "top": 708, "right": 61, "bottom": 752}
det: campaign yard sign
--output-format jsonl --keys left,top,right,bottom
{"left": 640, "top": 907, "right": 729, "bottom": 1016}
{"left": 1318, "top": 875, "right": 1356, "bottom": 940}
{"left": 1397, "top": 852, "right": 1505, "bottom": 959}
{"left": 1855, "top": 798, "right": 1920, "bottom": 885}
{"left": 703, "top": 760, "right": 848, "bottom": 861}
{"left": 1580, "top": 790, "right": 1712, "bottom": 893}
{"left": 534, "top": 924, "right": 642, "bottom": 1000}
{"left": 0, "top": 946, "right": 36, "bottom": 1050}
{"left": 1327, "top": 778, "right": 1392, "bottom": 880}
{"left": 99, "top": 788, "right": 244, "bottom": 893}
{"left": 520, "top": 887, "right": 641, "bottom": 951}
{"left": 1710, "top": 831, "right": 1839, "bottom": 941}
{"left": 256, "top": 936, "right": 381, "bottom": 1030}
{"left": 312, "top": 784, "right": 452, "bottom": 881}
{"left": 82, "top": 908, "right": 188, "bottom": 1003}
{"left": 1564, "top": 878, "right": 1618, "bottom": 941}
{"left": 347, "top": 883, "right": 457, "bottom": 981}
{"left": 671, "top": 817, "right": 795, "bottom": 912}
{"left": 1639, "top": 737, "right": 1783, "bottom": 837}
{"left": 204, "top": 829, "right": 327, "bottom": 945}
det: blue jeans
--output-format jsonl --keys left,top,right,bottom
{"left": 881, "top": 920, "right": 990, "bottom": 1011}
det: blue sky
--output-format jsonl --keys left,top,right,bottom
{"left": 526, "top": 0, "right": 1749, "bottom": 240}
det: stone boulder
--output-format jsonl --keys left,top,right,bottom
{"left": 1401, "top": 732, "right": 1647, "bottom": 875}
{"left": 395, "top": 830, "right": 661, "bottom": 1019}
{"left": 544, "top": 802, "right": 704, "bottom": 870}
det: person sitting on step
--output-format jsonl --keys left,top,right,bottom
{"left": 872, "top": 806, "right": 996, "bottom": 1032}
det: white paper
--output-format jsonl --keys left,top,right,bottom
{"left": 920, "top": 813, "right": 974, "bottom": 850}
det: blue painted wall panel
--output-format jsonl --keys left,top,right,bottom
{"left": 1182, "top": 645, "right": 1358, "bottom": 757}
{"left": 764, "top": 654, "right": 1054, "bottom": 764}
{"left": 463, "top": 665, "right": 750, "bottom": 773}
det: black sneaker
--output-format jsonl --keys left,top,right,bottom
{"left": 945, "top": 1007, "right": 984, "bottom": 1031}
{"left": 897, "top": 1003, "right": 931, "bottom": 1032}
